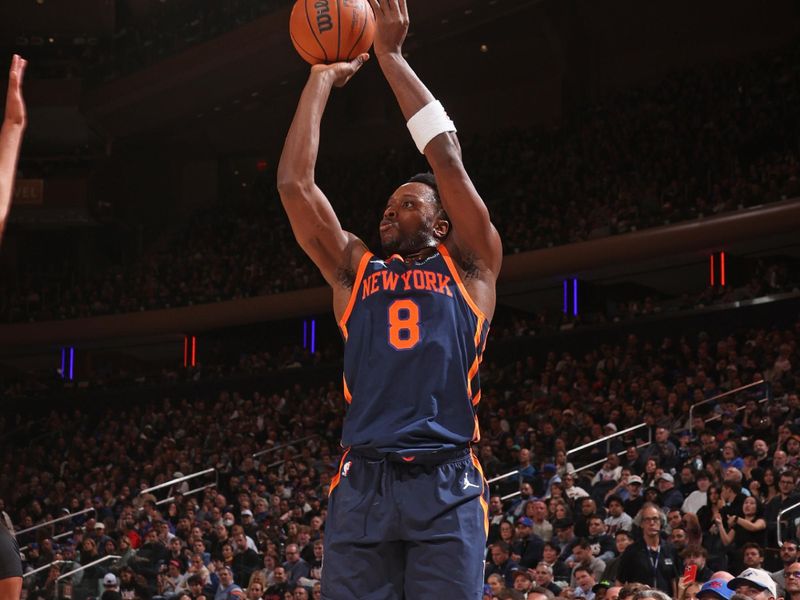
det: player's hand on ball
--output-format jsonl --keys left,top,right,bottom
{"left": 311, "top": 53, "right": 370, "bottom": 88}
{"left": 366, "top": 0, "right": 409, "bottom": 56}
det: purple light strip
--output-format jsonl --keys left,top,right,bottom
{"left": 573, "top": 279, "right": 578, "bottom": 316}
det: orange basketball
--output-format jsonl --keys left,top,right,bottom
{"left": 289, "top": 0, "right": 376, "bottom": 65}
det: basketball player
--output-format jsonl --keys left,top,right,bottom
{"left": 0, "top": 55, "right": 27, "bottom": 246}
{"left": 277, "top": 1, "right": 501, "bottom": 597}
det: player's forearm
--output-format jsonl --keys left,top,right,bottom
{"left": 376, "top": 52, "right": 434, "bottom": 121}
{"left": 0, "top": 120, "right": 24, "bottom": 243}
{"left": 277, "top": 72, "right": 333, "bottom": 189}
{"left": 377, "top": 52, "right": 461, "bottom": 165}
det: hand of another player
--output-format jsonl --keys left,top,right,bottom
{"left": 4, "top": 54, "right": 27, "bottom": 127}
{"left": 366, "top": 0, "right": 409, "bottom": 57}
{"left": 310, "top": 53, "right": 369, "bottom": 88}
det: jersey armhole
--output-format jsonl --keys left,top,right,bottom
{"left": 438, "top": 244, "right": 489, "bottom": 324}
{"left": 338, "top": 251, "right": 373, "bottom": 340}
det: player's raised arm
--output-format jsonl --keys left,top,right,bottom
{"left": 367, "top": 0, "right": 502, "bottom": 276}
{"left": 0, "top": 55, "right": 27, "bottom": 246}
{"left": 276, "top": 55, "right": 370, "bottom": 288}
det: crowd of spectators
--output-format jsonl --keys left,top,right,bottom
{"left": 3, "top": 304, "right": 797, "bottom": 599}
{"left": 2, "top": 256, "right": 797, "bottom": 403}
{"left": 488, "top": 257, "right": 800, "bottom": 341}
{"left": 3, "top": 39, "right": 800, "bottom": 323}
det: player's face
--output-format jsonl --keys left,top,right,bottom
{"left": 380, "top": 183, "right": 444, "bottom": 255}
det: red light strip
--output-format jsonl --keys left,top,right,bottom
{"left": 720, "top": 252, "right": 726, "bottom": 287}
{"left": 710, "top": 254, "right": 715, "bottom": 286}
{"left": 191, "top": 336, "right": 197, "bottom": 367}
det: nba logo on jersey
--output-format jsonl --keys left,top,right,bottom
{"left": 342, "top": 461, "right": 352, "bottom": 477}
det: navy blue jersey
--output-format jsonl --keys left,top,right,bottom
{"left": 338, "top": 244, "right": 489, "bottom": 454}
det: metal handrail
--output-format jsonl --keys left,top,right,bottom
{"left": 777, "top": 500, "right": 800, "bottom": 547}
{"left": 252, "top": 435, "right": 319, "bottom": 459}
{"left": 20, "top": 529, "right": 74, "bottom": 554}
{"left": 16, "top": 508, "right": 95, "bottom": 536}
{"left": 23, "top": 560, "right": 64, "bottom": 579}
{"left": 702, "top": 394, "right": 769, "bottom": 426}
{"left": 688, "top": 380, "right": 767, "bottom": 434}
{"left": 57, "top": 555, "right": 120, "bottom": 581}
{"left": 156, "top": 483, "right": 217, "bottom": 506}
{"left": 487, "top": 470, "right": 519, "bottom": 485}
{"left": 572, "top": 437, "right": 654, "bottom": 475}
{"left": 567, "top": 423, "right": 649, "bottom": 459}
{"left": 138, "top": 469, "right": 214, "bottom": 496}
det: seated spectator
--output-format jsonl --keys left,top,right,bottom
{"left": 486, "top": 542, "right": 521, "bottom": 588}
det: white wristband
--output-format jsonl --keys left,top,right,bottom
{"left": 406, "top": 100, "right": 456, "bottom": 154}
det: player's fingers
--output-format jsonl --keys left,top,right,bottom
{"left": 350, "top": 53, "right": 370, "bottom": 71}
{"left": 18, "top": 58, "right": 27, "bottom": 85}
{"left": 388, "top": 0, "right": 401, "bottom": 17}
{"left": 398, "top": 0, "right": 408, "bottom": 20}
{"left": 366, "top": 0, "right": 383, "bottom": 17}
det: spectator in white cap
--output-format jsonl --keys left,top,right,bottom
{"left": 239, "top": 509, "right": 257, "bottom": 539}
{"left": 623, "top": 476, "right": 645, "bottom": 518}
{"left": 101, "top": 573, "right": 122, "bottom": 600}
{"left": 656, "top": 473, "right": 684, "bottom": 511}
{"left": 728, "top": 567, "right": 777, "bottom": 600}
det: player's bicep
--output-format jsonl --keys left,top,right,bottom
{"left": 433, "top": 160, "right": 502, "bottom": 274}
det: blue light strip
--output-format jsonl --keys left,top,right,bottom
{"left": 69, "top": 347, "right": 74, "bottom": 381}
{"left": 311, "top": 319, "right": 316, "bottom": 354}
{"left": 573, "top": 279, "right": 578, "bottom": 316}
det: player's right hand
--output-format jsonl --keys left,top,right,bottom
{"left": 311, "top": 53, "right": 370, "bottom": 88}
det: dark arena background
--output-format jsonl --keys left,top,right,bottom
{"left": 0, "top": 0, "right": 799, "bottom": 599}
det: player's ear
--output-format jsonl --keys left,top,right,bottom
{"left": 433, "top": 218, "right": 450, "bottom": 241}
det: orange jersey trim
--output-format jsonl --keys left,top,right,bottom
{"left": 328, "top": 448, "right": 351, "bottom": 497}
{"left": 471, "top": 451, "right": 489, "bottom": 537}
{"left": 338, "top": 251, "right": 373, "bottom": 341}
{"left": 342, "top": 375, "right": 352, "bottom": 404}
{"left": 472, "top": 414, "right": 481, "bottom": 441}
{"left": 473, "top": 315, "right": 485, "bottom": 349}
{"left": 471, "top": 390, "right": 482, "bottom": 407}
{"left": 438, "top": 244, "right": 488, "bottom": 324}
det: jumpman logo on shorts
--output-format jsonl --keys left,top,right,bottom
{"left": 462, "top": 473, "right": 480, "bottom": 490}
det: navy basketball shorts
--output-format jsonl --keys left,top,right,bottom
{"left": 321, "top": 447, "right": 489, "bottom": 600}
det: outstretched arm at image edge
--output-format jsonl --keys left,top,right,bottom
{"left": 0, "top": 55, "right": 27, "bottom": 246}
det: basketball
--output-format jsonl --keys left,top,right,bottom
{"left": 289, "top": 0, "right": 376, "bottom": 65}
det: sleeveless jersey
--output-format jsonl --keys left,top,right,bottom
{"left": 338, "top": 244, "right": 489, "bottom": 454}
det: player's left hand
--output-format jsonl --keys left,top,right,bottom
{"left": 310, "top": 53, "right": 370, "bottom": 88}
{"left": 366, "top": 0, "right": 409, "bottom": 57}
{"left": 4, "top": 54, "right": 27, "bottom": 127}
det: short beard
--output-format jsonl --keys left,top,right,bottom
{"left": 381, "top": 229, "right": 438, "bottom": 256}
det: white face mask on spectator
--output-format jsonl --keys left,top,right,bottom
{"left": 223, "top": 519, "right": 234, "bottom": 527}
